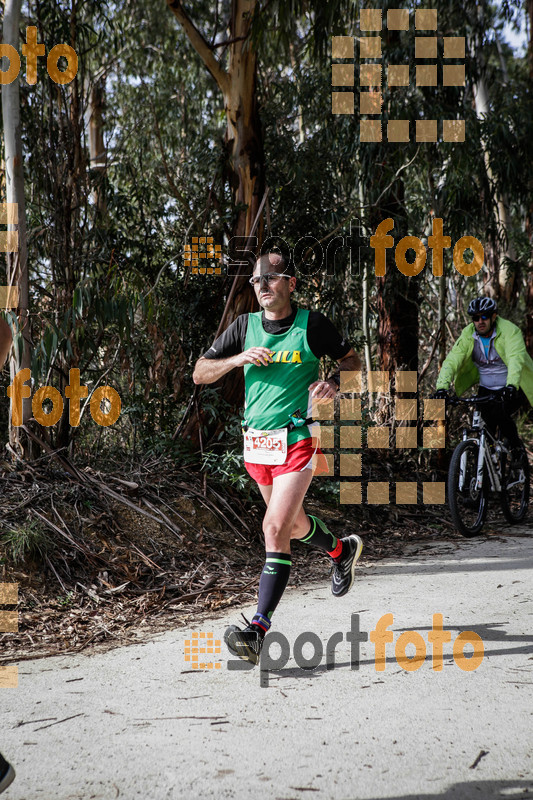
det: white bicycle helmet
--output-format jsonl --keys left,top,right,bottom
{"left": 467, "top": 297, "right": 498, "bottom": 316}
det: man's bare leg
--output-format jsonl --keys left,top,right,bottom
{"left": 225, "top": 471, "right": 314, "bottom": 662}
{"left": 257, "top": 471, "right": 312, "bottom": 549}
{"left": 252, "top": 469, "right": 361, "bottom": 627}
{"left": 258, "top": 475, "right": 343, "bottom": 551}
{"left": 225, "top": 470, "right": 362, "bottom": 663}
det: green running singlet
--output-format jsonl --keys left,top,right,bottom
{"left": 243, "top": 308, "right": 319, "bottom": 445}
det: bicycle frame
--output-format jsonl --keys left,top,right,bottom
{"left": 459, "top": 408, "right": 506, "bottom": 494}
{"left": 448, "top": 392, "right": 529, "bottom": 535}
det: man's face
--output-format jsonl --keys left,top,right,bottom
{"left": 473, "top": 312, "right": 497, "bottom": 335}
{"left": 252, "top": 257, "right": 295, "bottom": 311}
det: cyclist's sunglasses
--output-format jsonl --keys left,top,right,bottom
{"left": 471, "top": 314, "right": 491, "bottom": 322}
{"left": 249, "top": 273, "right": 291, "bottom": 286}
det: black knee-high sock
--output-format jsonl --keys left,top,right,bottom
{"left": 299, "top": 515, "right": 343, "bottom": 560}
{"left": 252, "top": 553, "right": 291, "bottom": 634}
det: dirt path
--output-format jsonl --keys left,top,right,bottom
{"left": 3, "top": 529, "right": 533, "bottom": 800}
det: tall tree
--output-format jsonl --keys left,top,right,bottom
{"left": 166, "top": 0, "right": 356, "bottom": 443}
{"left": 166, "top": 0, "right": 264, "bottom": 442}
{"left": 2, "top": 0, "right": 32, "bottom": 454}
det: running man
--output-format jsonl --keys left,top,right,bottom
{"left": 193, "top": 253, "right": 363, "bottom": 664}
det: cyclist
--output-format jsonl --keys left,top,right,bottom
{"left": 193, "top": 252, "right": 363, "bottom": 664}
{"left": 434, "top": 298, "right": 533, "bottom": 459}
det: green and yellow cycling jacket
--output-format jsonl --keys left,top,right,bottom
{"left": 436, "top": 317, "right": 533, "bottom": 405}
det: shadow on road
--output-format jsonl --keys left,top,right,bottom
{"left": 353, "top": 779, "right": 533, "bottom": 799}
{"left": 262, "top": 619, "right": 533, "bottom": 682}
{"left": 365, "top": 554, "right": 533, "bottom": 577}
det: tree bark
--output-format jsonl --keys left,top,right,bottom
{"left": 166, "top": 0, "right": 264, "bottom": 243}
{"left": 371, "top": 181, "right": 419, "bottom": 378}
{"left": 52, "top": 0, "right": 84, "bottom": 451}
{"left": 376, "top": 271, "right": 419, "bottom": 375}
{"left": 88, "top": 78, "right": 107, "bottom": 215}
{"left": 2, "top": 0, "right": 33, "bottom": 455}
{"left": 472, "top": 26, "right": 516, "bottom": 301}
{"left": 359, "top": 184, "right": 372, "bottom": 374}
{"left": 167, "top": 1, "right": 265, "bottom": 444}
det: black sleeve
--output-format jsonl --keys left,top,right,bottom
{"left": 307, "top": 312, "right": 351, "bottom": 360}
{"left": 202, "top": 314, "right": 249, "bottom": 359}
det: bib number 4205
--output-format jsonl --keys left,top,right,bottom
{"left": 243, "top": 427, "right": 288, "bottom": 465}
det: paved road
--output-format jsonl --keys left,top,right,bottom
{"left": 3, "top": 532, "right": 533, "bottom": 799}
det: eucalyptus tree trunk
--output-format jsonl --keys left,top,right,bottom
{"left": 376, "top": 271, "right": 419, "bottom": 375}
{"left": 359, "top": 183, "right": 372, "bottom": 376}
{"left": 372, "top": 178, "right": 419, "bottom": 378}
{"left": 166, "top": 0, "right": 264, "bottom": 250}
{"left": 53, "top": 1, "right": 84, "bottom": 451}
{"left": 438, "top": 275, "right": 446, "bottom": 369}
{"left": 472, "top": 27, "right": 516, "bottom": 301}
{"left": 362, "top": 262, "right": 372, "bottom": 373}
{"left": 88, "top": 79, "right": 107, "bottom": 216}
{"left": 167, "top": 0, "right": 265, "bottom": 444}
{"left": 2, "top": 0, "right": 33, "bottom": 455}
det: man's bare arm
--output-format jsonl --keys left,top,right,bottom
{"left": 323, "top": 348, "right": 362, "bottom": 390}
{"left": 193, "top": 346, "right": 274, "bottom": 385}
{"left": 308, "top": 347, "right": 362, "bottom": 400}
{"left": 336, "top": 348, "right": 362, "bottom": 374}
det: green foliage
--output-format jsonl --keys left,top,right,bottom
{"left": 201, "top": 448, "right": 253, "bottom": 494}
{"left": 0, "top": 521, "right": 52, "bottom": 565}
{"left": 3, "top": 0, "right": 529, "bottom": 461}
{"left": 56, "top": 591, "right": 75, "bottom": 608}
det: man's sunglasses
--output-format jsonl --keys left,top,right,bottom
{"left": 471, "top": 314, "right": 491, "bottom": 322}
{"left": 249, "top": 273, "right": 291, "bottom": 287}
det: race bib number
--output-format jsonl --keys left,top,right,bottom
{"left": 243, "top": 427, "right": 288, "bottom": 465}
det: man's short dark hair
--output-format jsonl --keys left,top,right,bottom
{"left": 255, "top": 253, "right": 295, "bottom": 277}
{"left": 278, "top": 257, "right": 295, "bottom": 277}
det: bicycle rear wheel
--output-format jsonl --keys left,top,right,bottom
{"left": 448, "top": 440, "right": 488, "bottom": 536}
{"left": 500, "top": 447, "right": 530, "bottom": 523}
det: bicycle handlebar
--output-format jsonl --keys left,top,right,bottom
{"left": 446, "top": 393, "right": 503, "bottom": 406}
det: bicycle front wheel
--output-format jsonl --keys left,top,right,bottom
{"left": 501, "top": 448, "right": 530, "bottom": 524}
{"left": 448, "top": 440, "right": 488, "bottom": 537}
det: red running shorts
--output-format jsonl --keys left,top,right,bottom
{"left": 244, "top": 436, "right": 330, "bottom": 487}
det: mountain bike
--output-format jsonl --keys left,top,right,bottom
{"left": 446, "top": 394, "right": 530, "bottom": 537}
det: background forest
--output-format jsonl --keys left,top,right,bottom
{"left": 0, "top": 0, "right": 532, "bottom": 627}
